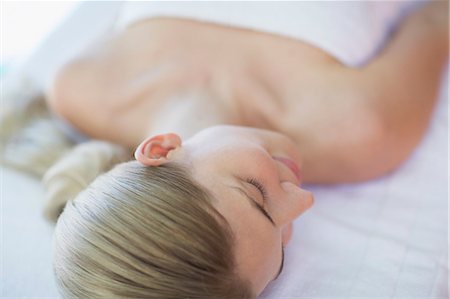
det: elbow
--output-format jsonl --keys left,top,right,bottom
{"left": 343, "top": 110, "right": 428, "bottom": 182}
{"left": 367, "top": 128, "right": 429, "bottom": 180}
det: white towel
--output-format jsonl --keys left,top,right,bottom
{"left": 116, "top": 1, "right": 427, "bottom": 67}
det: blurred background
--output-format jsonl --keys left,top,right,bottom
{"left": 1, "top": 1, "right": 79, "bottom": 76}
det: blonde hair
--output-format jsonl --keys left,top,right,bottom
{"left": 2, "top": 75, "right": 254, "bottom": 298}
{"left": 54, "top": 160, "right": 254, "bottom": 298}
{"left": 0, "top": 76, "right": 73, "bottom": 177}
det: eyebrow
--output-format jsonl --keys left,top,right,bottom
{"left": 229, "top": 181, "right": 285, "bottom": 279}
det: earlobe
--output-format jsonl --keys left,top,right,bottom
{"left": 134, "top": 133, "right": 182, "bottom": 166}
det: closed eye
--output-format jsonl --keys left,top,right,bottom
{"left": 246, "top": 178, "right": 269, "bottom": 203}
{"left": 228, "top": 175, "right": 275, "bottom": 225}
{"left": 246, "top": 178, "right": 275, "bottom": 223}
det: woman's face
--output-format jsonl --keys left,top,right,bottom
{"left": 182, "top": 126, "right": 314, "bottom": 295}
{"left": 135, "top": 125, "right": 314, "bottom": 295}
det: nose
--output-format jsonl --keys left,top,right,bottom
{"left": 274, "top": 181, "right": 314, "bottom": 227}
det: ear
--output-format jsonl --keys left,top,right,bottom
{"left": 134, "top": 133, "right": 182, "bottom": 166}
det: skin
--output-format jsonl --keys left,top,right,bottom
{"left": 46, "top": 1, "right": 448, "bottom": 296}
{"left": 48, "top": 1, "right": 448, "bottom": 183}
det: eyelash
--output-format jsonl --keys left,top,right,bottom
{"left": 246, "top": 177, "right": 269, "bottom": 203}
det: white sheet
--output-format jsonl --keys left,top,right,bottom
{"left": 2, "top": 2, "right": 448, "bottom": 298}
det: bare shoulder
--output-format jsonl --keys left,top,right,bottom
{"left": 45, "top": 23, "right": 193, "bottom": 147}
{"left": 267, "top": 62, "right": 390, "bottom": 183}
{"left": 269, "top": 4, "right": 448, "bottom": 183}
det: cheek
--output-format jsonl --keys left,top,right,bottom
{"left": 281, "top": 223, "right": 293, "bottom": 246}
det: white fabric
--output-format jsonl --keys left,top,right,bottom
{"left": 116, "top": 1, "right": 426, "bottom": 67}
{"left": 2, "top": 1, "right": 448, "bottom": 298}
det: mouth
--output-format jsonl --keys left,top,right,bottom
{"left": 272, "top": 156, "right": 302, "bottom": 185}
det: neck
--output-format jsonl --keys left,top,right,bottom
{"left": 145, "top": 90, "right": 238, "bottom": 141}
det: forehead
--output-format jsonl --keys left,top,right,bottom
{"left": 184, "top": 137, "right": 273, "bottom": 221}
{"left": 185, "top": 140, "right": 271, "bottom": 177}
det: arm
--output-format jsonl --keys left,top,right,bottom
{"left": 298, "top": 1, "right": 448, "bottom": 184}
{"left": 359, "top": 0, "right": 448, "bottom": 175}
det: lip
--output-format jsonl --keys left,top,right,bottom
{"left": 272, "top": 156, "right": 302, "bottom": 185}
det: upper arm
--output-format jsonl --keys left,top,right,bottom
{"left": 283, "top": 57, "right": 442, "bottom": 183}
{"left": 356, "top": 3, "right": 448, "bottom": 173}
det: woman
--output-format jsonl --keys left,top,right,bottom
{"left": 5, "top": 1, "right": 447, "bottom": 298}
